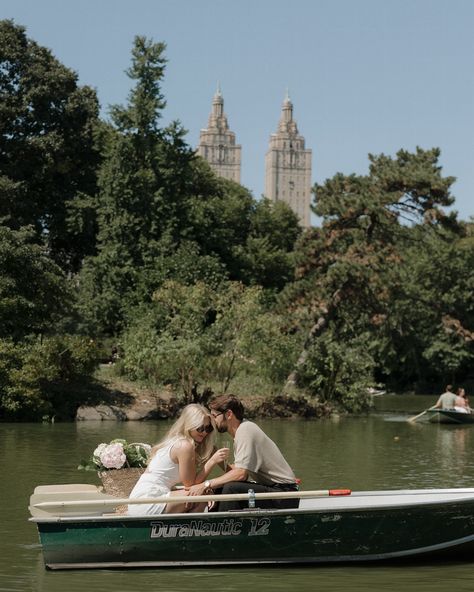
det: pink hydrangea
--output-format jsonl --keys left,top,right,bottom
{"left": 99, "top": 442, "right": 127, "bottom": 469}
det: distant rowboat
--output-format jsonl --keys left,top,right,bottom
{"left": 426, "top": 409, "right": 474, "bottom": 424}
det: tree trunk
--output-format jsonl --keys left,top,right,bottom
{"left": 284, "top": 288, "right": 343, "bottom": 391}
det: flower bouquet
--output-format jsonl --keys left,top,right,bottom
{"left": 78, "top": 439, "right": 151, "bottom": 472}
{"left": 78, "top": 439, "right": 151, "bottom": 502}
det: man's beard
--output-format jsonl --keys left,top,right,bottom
{"left": 217, "top": 423, "right": 228, "bottom": 433}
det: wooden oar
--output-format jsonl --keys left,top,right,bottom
{"left": 31, "top": 488, "right": 352, "bottom": 512}
{"left": 407, "top": 409, "right": 432, "bottom": 423}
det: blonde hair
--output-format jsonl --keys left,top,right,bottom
{"left": 150, "top": 404, "right": 215, "bottom": 466}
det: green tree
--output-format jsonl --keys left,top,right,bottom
{"left": 119, "top": 281, "right": 217, "bottom": 399}
{"left": 79, "top": 37, "right": 301, "bottom": 336}
{"left": 282, "top": 148, "right": 463, "bottom": 406}
{"left": 177, "top": 169, "right": 302, "bottom": 291}
{"left": 297, "top": 331, "right": 376, "bottom": 413}
{"left": 119, "top": 280, "right": 300, "bottom": 398}
{"left": 234, "top": 199, "right": 301, "bottom": 291}
{"left": 0, "top": 335, "right": 99, "bottom": 420}
{"left": 78, "top": 37, "right": 220, "bottom": 335}
{"left": 0, "top": 224, "right": 70, "bottom": 340}
{"left": 208, "top": 282, "right": 300, "bottom": 391}
{"left": 0, "top": 20, "right": 101, "bottom": 271}
{"left": 371, "top": 225, "right": 474, "bottom": 390}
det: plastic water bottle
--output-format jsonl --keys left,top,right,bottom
{"left": 248, "top": 489, "right": 256, "bottom": 509}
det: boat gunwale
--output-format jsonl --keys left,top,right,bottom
{"left": 29, "top": 488, "right": 474, "bottom": 524}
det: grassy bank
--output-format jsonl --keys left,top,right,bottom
{"left": 92, "top": 364, "right": 333, "bottom": 420}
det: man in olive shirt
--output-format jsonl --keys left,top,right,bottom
{"left": 433, "top": 385, "right": 458, "bottom": 410}
{"left": 188, "top": 394, "right": 298, "bottom": 511}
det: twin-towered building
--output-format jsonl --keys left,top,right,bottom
{"left": 197, "top": 88, "right": 312, "bottom": 227}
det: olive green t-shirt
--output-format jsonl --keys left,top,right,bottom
{"left": 437, "top": 392, "right": 458, "bottom": 409}
{"left": 233, "top": 420, "right": 295, "bottom": 486}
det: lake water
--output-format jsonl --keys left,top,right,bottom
{"left": 2, "top": 394, "right": 474, "bottom": 591}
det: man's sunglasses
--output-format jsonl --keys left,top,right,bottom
{"left": 196, "top": 424, "right": 214, "bottom": 434}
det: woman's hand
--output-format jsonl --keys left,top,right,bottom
{"left": 210, "top": 447, "right": 229, "bottom": 467}
{"left": 195, "top": 447, "right": 231, "bottom": 485}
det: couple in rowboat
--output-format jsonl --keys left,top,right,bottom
{"left": 432, "top": 385, "right": 471, "bottom": 414}
{"left": 128, "top": 394, "right": 298, "bottom": 515}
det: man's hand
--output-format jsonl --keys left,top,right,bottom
{"left": 187, "top": 483, "right": 210, "bottom": 496}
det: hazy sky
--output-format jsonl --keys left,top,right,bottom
{"left": 3, "top": 0, "right": 473, "bottom": 222}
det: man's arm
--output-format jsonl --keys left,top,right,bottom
{"left": 208, "top": 466, "right": 248, "bottom": 488}
{"left": 187, "top": 466, "right": 248, "bottom": 496}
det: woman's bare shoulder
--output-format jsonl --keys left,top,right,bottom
{"left": 171, "top": 438, "right": 194, "bottom": 454}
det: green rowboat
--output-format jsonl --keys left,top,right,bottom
{"left": 426, "top": 409, "right": 474, "bottom": 424}
{"left": 29, "top": 485, "right": 474, "bottom": 569}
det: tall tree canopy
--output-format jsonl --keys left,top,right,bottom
{"left": 0, "top": 20, "right": 101, "bottom": 271}
{"left": 78, "top": 37, "right": 210, "bottom": 333}
{"left": 282, "top": 148, "right": 472, "bottom": 403}
{"left": 79, "top": 36, "right": 301, "bottom": 336}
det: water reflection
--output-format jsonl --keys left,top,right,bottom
{"left": 434, "top": 425, "right": 474, "bottom": 485}
{"left": 28, "top": 560, "right": 474, "bottom": 592}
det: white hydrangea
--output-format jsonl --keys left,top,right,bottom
{"left": 93, "top": 443, "right": 108, "bottom": 457}
{"left": 92, "top": 443, "right": 108, "bottom": 467}
{"left": 99, "top": 442, "right": 127, "bottom": 469}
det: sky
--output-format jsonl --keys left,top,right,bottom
{"left": 3, "top": 0, "right": 473, "bottom": 223}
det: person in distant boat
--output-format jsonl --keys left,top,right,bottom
{"left": 186, "top": 394, "right": 299, "bottom": 511}
{"left": 455, "top": 387, "right": 470, "bottom": 414}
{"left": 128, "top": 404, "right": 229, "bottom": 516}
{"left": 432, "top": 385, "right": 458, "bottom": 410}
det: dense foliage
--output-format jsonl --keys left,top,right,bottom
{"left": 77, "top": 37, "right": 300, "bottom": 335}
{"left": 0, "top": 22, "right": 473, "bottom": 420}
{"left": 118, "top": 280, "right": 300, "bottom": 401}
{"left": 0, "top": 335, "right": 99, "bottom": 420}
{"left": 0, "top": 225, "right": 70, "bottom": 340}
{"left": 0, "top": 20, "right": 101, "bottom": 272}
{"left": 280, "top": 149, "right": 473, "bottom": 408}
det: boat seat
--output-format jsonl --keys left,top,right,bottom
{"left": 29, "top": 483, "right": 119, "bottom": 518}
{"left": 33, "top": 484, "right": 100, "bottom": 494}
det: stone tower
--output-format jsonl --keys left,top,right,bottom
{"left": 264, "top": 93, "right": 312, "bottom": 227}
{"left": 197, "top": 86, "right": 241, "bottom": 183}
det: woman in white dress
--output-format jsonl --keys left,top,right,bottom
{"left": 455, "top": 387, "right": 471, "bottom": 414}
{"left": 128, "top": 404, "right": 228, "bottom": 515}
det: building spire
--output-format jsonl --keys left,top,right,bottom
{"left": 197, "top": 86, "right": 241, "bottom": 183}
{"left": 210, "top": 84, "right": 225, "bottom": 124}
{"left": 279, "top": 89, "right": 297, "bottom": 133}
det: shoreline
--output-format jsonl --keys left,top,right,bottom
{"left": 74, "top": 366, "right": 335, "bottom": 422}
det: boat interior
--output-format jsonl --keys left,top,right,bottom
{"left": 29, "top": 484, "right": 474, "bottom": 520}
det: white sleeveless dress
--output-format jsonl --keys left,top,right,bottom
{"left": 128, "top": 438, "right": 183, "bottom": 515}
